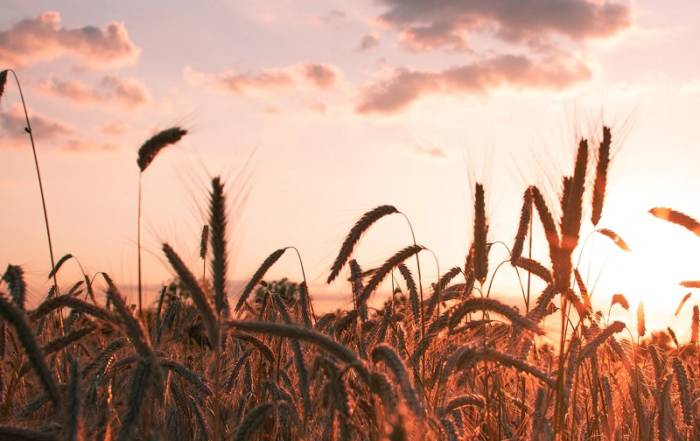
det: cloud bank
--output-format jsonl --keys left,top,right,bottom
{"left": 377, "top": 0, "right": 631, "bottom": 51}
{"left": 0, "top": 104, "right": 73, "bottom": 141}
{"left": 0, "top": 105, "right": 113, "bottom": 151}
{"left": 357, "top": 54, "right": 591, "bottom": 114}
{"left": 0, "top": 11, "right": 139, "bottom": 67}
{"left": 39, "top": 76, "right": 150, "bottom": 108}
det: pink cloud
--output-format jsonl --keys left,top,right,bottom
{"left": 357, "top": 54, "right": 591, "bottom": 114}
{"left": 61, "top": 138, "right": 116, "bottom": 152}
{"left": 186, "top": 63, "right": 340, "bottom": 94}
{"left": 0, "top": 104, "right": 73, "bottom": 144}
{"left": 400, "top": 22, "right": 471, "bottom": 52}
{"left": 0, "top": 11, "right": 140, "bottom": 68}
{"left": 377, "top": 0, "right": 631, "bottom": 51}
{"left": 0, "top": 105, "right": 112, "bottom": 152}
{"left": 100, "top": 120, "right": 128, "bottom": 136}
{"left": 219, "top": 70, "right": 294, "bottom": 93}
{"left": 39, "top": 76, "right": 150, "bottom": 108}
{"left": 358, "top": 34, "right": 380, "bottom": 51}
{"left": 302, "top": 64, "right": 337, "bottom": 89}
{"left": 414, "top": 144, "right": 447, "bottom": 158}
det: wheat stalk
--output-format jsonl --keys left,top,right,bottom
{"left": 136, "top": 127, "right": 187, "bottom": 172}
{"left": 649, "top": 207, "right": 700, "bottom": 236}
{"left": 592, "top": 126, "right": 611, "bottom": 225}
{"left": 512, "top": 188, "right": 533, "bottom": 261}
{"left": 162, "top": 243, "right": 218, "bottom": 346}
{"left": 358, "top": 244, "right": 424, "bottom": 307}
{"left": 596, "top": 228, "right": 630, "bottom": 251}
{"left": 235, "top": 248, "right": 286, "bottom": 312}
{"left": 228, "top": 320, "right": 368, "bottom": 379}
{"left": 530, "top": 186, "right": 560, "bottom": 267}
{"left": 637, "top": 301, "right": 646, "bottom": 338}
{"left": 449, "top": 297, "right": 543, "bottom": 334}
{"left": 576, "top": 321, "right": 625, "bottom": 364}
{"left": 209, "top": 177, "right": 229, "bottom": 316}
{"left": 0, "top": 292, "right": 59, "bottom": 404}
{"left": 233, "top": 403, "right": 273, "bottom": 441}
{"left": 610, "top": 293, "right": 630, "bottom": 311}
{"left": 31, "top": 293, "right": 118, "bottom": 324}
{"left": 327, "top": 205, "right": 399, "bottom": 283}
{"left": 473, "top": 183, "right": 489, "bottom": 284}
{"left": 692, "top": 305, "right": 699, "bottom": 344}
{"left": 371, "top": 343, "right": 424, "bottom": 417}
{"left": 672, "top": 358, "right": 693, "bottom": 426}
{"left": 512, "top": 257, "right": 552, "bottom": 284}
{"left": 397, "top": 264, "right": 419, "bottom": 324}
{"left": 1, "top": 70, "right": 59, "bottom": 298}
{"left": 117, "top": 360, "right": 151, "bottom": 441}
{"left": 136, "top": 126, "right": 187, "bottom": 313}
{"left": 65, "top": 357, "right": 82, "bottom": 441}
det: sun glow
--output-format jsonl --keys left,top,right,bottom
{"left": 585, "top": 213, "right": 699, "bottom": 340}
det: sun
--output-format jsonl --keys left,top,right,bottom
{"left": 583, "top": 212, "right": 699, "bottom": 339}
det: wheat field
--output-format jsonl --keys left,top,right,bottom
{"left": 1, "top": 72, "right": 699, "bottom": 440}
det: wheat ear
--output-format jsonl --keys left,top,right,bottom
{"left": 235, "top": 248, "right": 286, "bottom": 312}
{"left": 0, "top": 292, "right": 59, "bottom": 404}
{"left": 327, "top": 205, "right": 399, "bottom": 283}
{"left": 209, "top": 176, "right": 229, "bottom": 316}
{"left": 591, "top": 126, "right": 611, "bottom": 225}
{"left": 162, "top": 243, "right": 218, "bottom": 346}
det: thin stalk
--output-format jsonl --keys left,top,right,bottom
{"left": 137, "top": 173, "right": 143, "bottom": 314}
{"left": 9, "top": 70, "right": 58, "bottom": 292}
{"left": 287, "top": 246, "right": 316, "bottom": 324}
{"left": 399, "top": 212, "right": 425, "bottom": 378}
{"left": 527, "top": 213, "right": 533, "bottom": 312}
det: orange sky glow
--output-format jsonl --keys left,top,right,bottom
{"left": 2, "top": 1, "right": 700, "bottom": 337}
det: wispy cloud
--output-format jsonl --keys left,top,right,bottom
{"left": 185, "top": 63, "right": 339, "bottom": 94}
{"left": 322, "top": 9, "right": 346, "bottom": 23}
{"left": 357, "top": 54, "right": 591, "bottom": 114}
{"left": 61, "top": 138, "right": 116, "bottom": 152}
{"left": 0, "top": 104, "right": 73, "bottom": 143}
{"left": 302, "top": 64, "right": 337, "bottom": 89}
{"left": 413, "top": 143, "right": 447, "bottom": 158}
{"left": 100, "top": 120, "right": 128, "bottom": 136}
{"left": 0, "top": 105, "right": 113, "bottom": 152}
{"left": 0, "top": 11, "right": 140, "bottom": 67}
{"left": 39, "top": 76, "right": 150, "bottom": 108}
{"left": 358, "top": 34, "right": 380, "bottom": 51}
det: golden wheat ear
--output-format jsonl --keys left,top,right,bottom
{"left": 511, "top": 187, "right": 533, "bottom": 261}
{"left": 592, "top": 126, "right": 612, "bottom": 226}
{"left": 596, "top": 228, "right": 630, "bottom": 251}
{"left": 637, "top": 301, "right": 646, "bottom": 338}
{"left": 674, "top": 292, "right": 692, "bottom": 316}
{"left": 649, "top": 207, "right": 700, "bottom": 236}
{"left": 610, "top": 293, "right": 630, "bottom": 311}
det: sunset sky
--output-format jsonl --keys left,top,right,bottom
{"left": 2, "top": 1, "right": 700, "bottom": 333}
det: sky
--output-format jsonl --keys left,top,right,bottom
{"left": 1, "top": 1, "right": 700, "bottom": 335}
